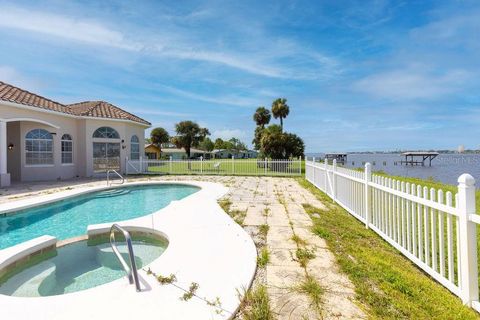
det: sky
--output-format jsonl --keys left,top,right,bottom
{"left": 0, "top": 0, "right": 478, "bottom": 153}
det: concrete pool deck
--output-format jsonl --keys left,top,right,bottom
{"left": 0, "top": 176, "right": 366, "bottom": 319}
{"left": 0, "top": 179, "right": 257, "bottom": 320}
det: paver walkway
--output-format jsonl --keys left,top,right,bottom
{"left": 0, "top": 176, "right": 365, "bottom": 319}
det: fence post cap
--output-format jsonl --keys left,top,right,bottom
{"left": 458, "top": 173, "right": 475, "bottom": 186}
{"left": 365, "top": 162, "right": 371, "bottom": 169}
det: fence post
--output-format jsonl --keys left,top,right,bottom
{"left": 312, "top": 157, "right": 316, "bottom": 182}
{"left": 139, "top": 156, "right": 143, "bottom": 173}
{"left": 300, "top": 156, "right": 302, "bottom": 175}
{"left": 200, "top": 156, "right": 203, "bottom": 174}
{"left": 324, "top": 158, "right": 328, "bottom": 194}
{"left": 332, "top": 159, "right": 337, "bottom": 201}
{"left": 457, "top": 173, "right": 478, "bottom": 306}
{"left": 264, "top": 158, "right": 267, "bottom": 175}
{"left": 169, "top": 156, "right": 172, "bottom": 174}
{"left": 232, "top": 155, "right": 235, "bottom": 175}
{"left": 364, "top": 162, "right": 372, "bottom": 229}
{"left": 125, "top": 156, "right": 129, "bottom": 175}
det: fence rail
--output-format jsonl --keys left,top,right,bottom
{"left": 126, "top": 157, "right": 302, "bottom": 177}
{"left": 305, "top": 158, "right": 480, "bottom": 311}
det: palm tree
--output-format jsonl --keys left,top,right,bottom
{"left": 271, "top": 98, "right": 290, "bottom": 131}
{"left": 150, "top": 127, "right": 170, "bottom": 152}
{"left": 172, "top": 121, "right": 210, "bottom": 159}
{"left": 253, "top": 106, "right": 271, "bottom": 128}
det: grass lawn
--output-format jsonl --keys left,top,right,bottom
{"left": 297, "top": 177, "right": 480, "bottom": 319}
{"left": 142, "top": 158, "right": 303, "bottom": 176}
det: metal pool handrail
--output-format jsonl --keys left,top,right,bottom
{"left": 107, "top": 169, "right": 125, "bottom": 186}
{"left": 109, "top": 224, "right": 141, "bottom": 292}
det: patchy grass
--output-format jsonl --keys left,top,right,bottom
{"left": 294, "top": 247, "right": 316, "bottom": 268}
{"left": 291, "top": 234, "right": 308, "bottom": 247}
{"left": 295, "top": 275, "right": 325, "bottom": 312}
{"left": 240, "top": 285, "right": 275, "bottom": 320}
{"left": 218, "top": 199, "right": 246, "bottom": 226}
{"left": 297, "top": 177, "right": 480, "bottom": 320}
{"left": 257, "top": 247, "right": 270, "bottom": 268}
{"left": 259, "top": 224, "right": 270, "bottom": 238}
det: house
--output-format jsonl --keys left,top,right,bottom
{"left": 162, "top": 147, "right": 208, "bottom": 160}
{"left": 145, "top": 143, "right": 161, "bottom": 159}
{"left": 212, "top": 149, "right": 258, "bottom": 159}
{"left": 0, "top": 81, "right": 150, "bottom": 187}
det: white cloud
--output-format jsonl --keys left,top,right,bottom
{"left": 212, "top": 129, "right": 247, "bottom": 140}
{"left": 0, "top": 6, "right": 140, "bottom": 50}
{"left": 353, "top": 68, "right": 470, "bottom": 100}
{"left": 0, "top": 66, "right": 44, "bottom": 91}
{"left": 158, "top": 85, "right": 258, "bottom": 107}
{"left": 0, "top": 5, "right": 340, "bottom": 80}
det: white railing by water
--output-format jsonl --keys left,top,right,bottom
{"left": 306, "top": 158, "right": 480, "bottom": 311}
{"left": 126, "top": 156, "right": 302, "bottom": 177}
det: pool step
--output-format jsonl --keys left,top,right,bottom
{"left": 93, "top": 188, "right": 131, "bottom": 198}
{"left": 0, "top": 261, "right": 56, "bottom": 297}
{"left": 95, "top": 243, "right": 144, "bottom": 270}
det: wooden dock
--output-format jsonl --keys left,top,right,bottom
{"left": 400, "top": 152, "right": 439, "bottom": 166}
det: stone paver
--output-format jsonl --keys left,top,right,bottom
{"left": 0, "top": 175, "right": 366, "bottom": 319}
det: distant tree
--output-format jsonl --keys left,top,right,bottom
{"left": 260, "top": 125, "right": 304, "bottom": 159}
{"left": 198, "top": 137, "right": 215, "bottom": 152}
{"left": 260, "top": 125, "right": 286, "bottom": 159}
{"left": 228, "top": 137, "right": 247, "bottom": 152}
{"left": 252, "top": 126, "right": 265, "bottom": 151}
{"left": 253, "top": 106, "right": 271, "bottom": 128}
{"left": 172, "top": 121, "right": 210, "bottom": 159}
{"left": 150, "top": 127, "right": 170, "bottom": 151}
{"left": 284, "top": 133, "right": 305, "bottom": 158}
{"left": 214, "top": 138, "right": 225, "bottom": 149}
{"left": 271, "top": 98, "right": 290, "bottom": 131}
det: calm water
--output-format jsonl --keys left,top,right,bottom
{"left": 306, "top": 153, "right": 480, "bottom": 187}
{"left": 0, "top": 239, "right": 167, "bottom": 296}
{"left": 0, "top": 184, "right": 199, "bottom": 249}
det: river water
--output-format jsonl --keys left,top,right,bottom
{"left": 306, "top": 153, "right": 480, "bottom": 187}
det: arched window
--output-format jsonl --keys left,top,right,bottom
{"left": 25, "top": 129, "right": 53, "bottom": 165}
{"left": 92, "top": 127, "right": 120, "bottom": 139}
{"left": 130, "top": 135, "right": 140, "bottom": 160}
{"left": 61, "top": 134, "right": 73, "bottom": 164}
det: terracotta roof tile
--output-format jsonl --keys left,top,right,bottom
{"left": 68, "top": 101, "right": 150, "bottom": 125}
{"left": 0, "top": 81, "right": 150, "bottom": 126}
{"left": 0, "top": 81, "right": 71, "bottom": 114}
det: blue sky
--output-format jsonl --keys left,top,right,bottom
{"left": 0, "top": 0, "right": 478, "bottom": 153}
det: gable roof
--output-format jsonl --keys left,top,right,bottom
{"left": 0, "top": 81, "right": 150, "bottom": 126}
{"left": 68, "top": 101, "right": 150, "bottom": 125}
{"left": 0, "top": 81, "right": 72, "bottom": 114}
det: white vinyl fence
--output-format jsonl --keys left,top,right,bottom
{"left": 126, "top": 157, "right": 302, "bottom": 177}
{"left": 306, "top": 158, "right": 480, "bottom": 311}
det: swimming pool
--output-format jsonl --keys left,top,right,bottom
{"left": 0, "top": 237, "right": 167, "bottom": 297}
{"left": 0, "top": 184, "right": 199, "bottom": 249}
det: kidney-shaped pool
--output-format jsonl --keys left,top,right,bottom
{"left": 0, "top": 184, "right": 199, "bottom": 249}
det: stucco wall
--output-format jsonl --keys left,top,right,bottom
{"left": 6, "top": 122, "right": 21, "bottom": 181}
{"left": 1, "top": 103, "right": 147, "bottom": 181}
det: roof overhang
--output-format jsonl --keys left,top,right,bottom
{"left": 0, "top": 100, "right": 151, "bottom": 128}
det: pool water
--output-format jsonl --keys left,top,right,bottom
{"left": 0, "top": 184, "right": 199, "bottom": 249}
{"left": 0, "top": 238, "right": 167, "bottom": 296}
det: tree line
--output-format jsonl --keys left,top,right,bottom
{"left": 148, "top": 97, "right": 304, "bottom": 160}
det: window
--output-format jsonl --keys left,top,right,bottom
{"left": 92, "top": 127, "right": 120, "bottom": 139}
{"left": 130, "top": 135, "right": 140, "bottom": 160}
{"left": 61, "top": 134, "right": 73, "bottom": 164}
{"left": 25, "top": 129, "right": 54, "bottom": 165}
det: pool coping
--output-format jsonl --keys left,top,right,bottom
{"left": 0, "top": 180, "right": 257, "bottom": 320}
